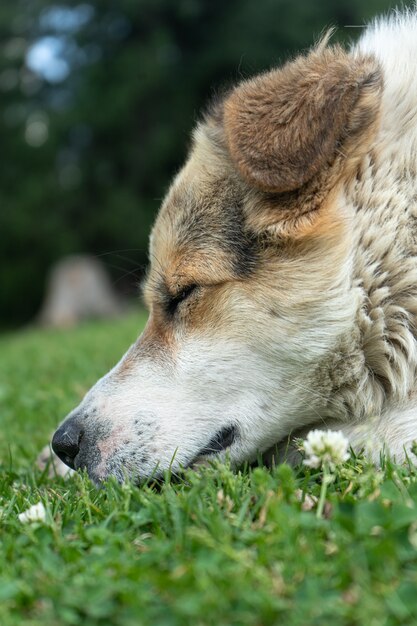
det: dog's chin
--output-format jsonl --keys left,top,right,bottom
{"left": 83, "top": 461, "right": 142, "bottom": 486}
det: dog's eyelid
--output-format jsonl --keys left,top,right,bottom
{"left": 176, "top": 283, "right": 198, "bottom": 299}
{"left": 167, "top": 283, "right": 199, "bottom": 314}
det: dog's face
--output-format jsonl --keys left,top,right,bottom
{"left": 52, "top": 45, "right": 382, "bottom": 482}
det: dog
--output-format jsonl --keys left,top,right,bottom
{"left": 50, "top": 11, "right": 417, "bottom": 483}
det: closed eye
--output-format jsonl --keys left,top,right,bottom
{"left": 167, "top": 284, "right": 198, "bottom": 315}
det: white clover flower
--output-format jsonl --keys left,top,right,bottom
{"left": 302, "top": 429, "right": 350, "bottom": 470}
{"left": 18, "top": 501, "right": 47, "bottom": 524}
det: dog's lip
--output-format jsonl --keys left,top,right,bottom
{"left": 70, "top": 425, "right": 238, "bottom": 479}
{"left": 190, "top": 425, "right": 237, "bottom": 465}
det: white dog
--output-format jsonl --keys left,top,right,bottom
{"left": 51, "top": 11, "right": 417, "bottom": 482}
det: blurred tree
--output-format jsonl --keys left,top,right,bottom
{"left": 0, "top": 0, "right": 412, "bottom": 327}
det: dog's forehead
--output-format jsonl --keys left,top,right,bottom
{"left": 149, "top": 124, "right": 255, "bottom": 285}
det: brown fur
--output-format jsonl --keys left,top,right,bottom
{"left": 223, "top": 46, "right": 382, "bottom": 237}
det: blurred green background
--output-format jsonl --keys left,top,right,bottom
{"left": 0, "top": 0, "right": 411, "bottom": 328}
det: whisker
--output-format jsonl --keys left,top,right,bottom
{"left": 112, "top": 266, "right": 145, "bottom": 287}
{"left": 96, "top": 261, "right": 144, "bottom": 289}
{"left": 95, "top": 248, "right": 148, "bottom": 257}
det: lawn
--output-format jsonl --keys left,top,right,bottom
{"left": 1, "top": 311, "right": 417, "bottom": 626}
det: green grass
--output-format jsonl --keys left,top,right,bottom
{"left": 2, "top": 312, "right": 417, "bottom": 625}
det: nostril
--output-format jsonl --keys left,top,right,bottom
{"left": 52, "top": 419, "right": 84, "bottom": 470}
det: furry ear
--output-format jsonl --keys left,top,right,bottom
{"left": 223, "top": 46, "right": 382, "bottom": 194}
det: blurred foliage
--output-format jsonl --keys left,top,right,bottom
{"left": 0, "top": 0, "right": 412, "bottom": 327}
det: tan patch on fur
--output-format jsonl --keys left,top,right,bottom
{"left": 144, "top": 135, "right": 254, "bottom": 312}
{"left": 114, "top": 314, "right": 176, "bottom": 379}
{"left": 242, "top": 180, "right": 348, "bottom": 241}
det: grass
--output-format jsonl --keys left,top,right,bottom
{"left": 2, "top": 312, "right": 417, "bottom": 625}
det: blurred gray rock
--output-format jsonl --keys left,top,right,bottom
{"left": 39, "top": 255, "right": 123, "bottom": 327}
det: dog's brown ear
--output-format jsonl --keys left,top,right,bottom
{"left": 223, "top": 46, "right": 382, "bottom": 195}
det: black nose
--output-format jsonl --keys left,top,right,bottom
{"left": 52, "top": 418, "right": 84, "bottom": 469}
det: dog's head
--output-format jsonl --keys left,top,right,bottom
{"left": 52, "top": 45, "right": 382, "bottom": 482}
